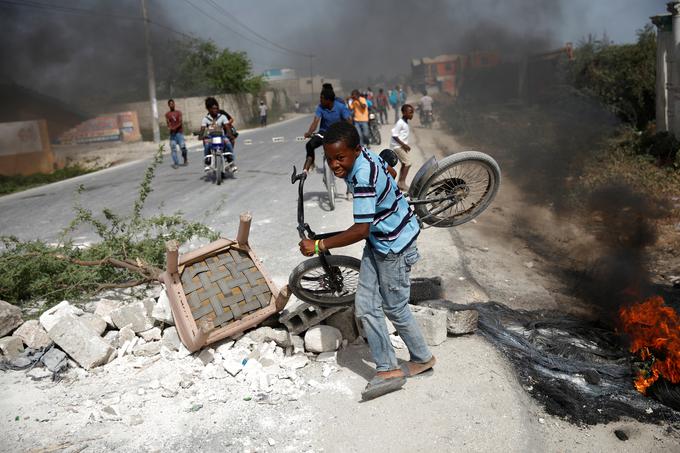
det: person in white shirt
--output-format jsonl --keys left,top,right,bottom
{"left": 391, "top": 104, "right": 414, "bottom": 191}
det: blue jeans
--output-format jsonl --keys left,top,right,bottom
{"left": 169, "top": 132, "right": 187, "bottom": 165}
{"left": 354, "top": 243, "right": 432, "bottom": 372}
{"left": 203, "top": 140, "right": 234, "bottom": 163}
{"left": 354, "top": 121, "right": 370, "bottom": 147}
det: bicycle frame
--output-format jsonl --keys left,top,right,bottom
{"left": 291, "top": 166, "right": 347, "bottom": 293}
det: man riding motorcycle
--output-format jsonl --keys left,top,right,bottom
{"left": 199, "top": 97, "right": 237, "bottom": 173}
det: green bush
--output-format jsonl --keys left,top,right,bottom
{"left": 568, "top": 25, "right": 656, "bottom": 130}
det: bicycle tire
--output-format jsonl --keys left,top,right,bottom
{"left": 324, "top": 159, "right": 336, "bottom": 210}
{"left": 413, "top": 151, "right": 500, "bottom": 227}
{"left": 215, "top": 154, "right": 223, "bottom": 185}
{"left": 288, "top": 255, "right": 361, "bottom": 306}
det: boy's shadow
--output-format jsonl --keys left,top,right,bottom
{"left": 336, "top": 341, "right": 376, "bottom": 381}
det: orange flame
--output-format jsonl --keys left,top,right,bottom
{"left": 619, "top": 296, "right": 680, "bottom": 394}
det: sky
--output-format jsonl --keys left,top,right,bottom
{"left": 0, "top": 0, "right": 666, "bottom": 105}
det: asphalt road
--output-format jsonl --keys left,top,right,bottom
{"left": 0, "top": 115, "right": 360, "bottom": 285}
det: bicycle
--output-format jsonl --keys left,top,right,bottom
{"left": 307, "top": 133, "right": 337, "bottom": 211}
{"left": 288, "top": 148, "right": 501, "bottom": 306}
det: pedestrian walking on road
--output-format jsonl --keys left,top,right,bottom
{"left": 259, "top": 101, "right": 268, "bottom": 127}
{"left": 388, "top": 87, "right": 400, "bottom": 123}
{"left": 165, "top": 99, "right": 188, "bottom": 168}
{"left": 348, "top": 89, "right": 370, "bottom": 147}
{"left": 375, "top": 88, "right": 388, "bottom": 125}
{"left": 391, "top": 104, "right": 415, "bottom": 192}
{"left": 298, "top": 121, "right": 436, "bottom": 401}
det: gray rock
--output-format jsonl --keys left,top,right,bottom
{"left": 161, "top": 326, "right": 182, "bottom": 351}
{"left": 103, "top": 330, "right": 119, "bottom": 346}
{"left": 39, "top": 301, "right": 83, "bottom": 332}
{"left": 133, "top": 341, "right": 161, "bottom": 357}
{"left": 325, "top": 308, "right": 359, "bottom": 342}
{"left": 0, "top": 300, "right": 23, "bottom": 337}
{"left": 247, "top": 326, "right": 292, "bottom": 348}
{"left": 80, "top": 313, "right": 107, "bottom": 336}
{"left": 0, "top": 336, "right": 24, "bottom": 357}
{"left": 94, "top": 299, "right": 122, "bottom": 326}
{"left": 152, "top": 290, "right": 175, "bottom": 325}
{"left": 410, "top": 306, "right": 447, "bottom": 346}
{"left": 48, "top": 316, "right": 114, "bottom": 369}
{"left": 139, "top": 327, "right": 162, "bottom": 342}
{"left": 197, "top": 348, "right": 214, "bottom": 366}
{"left": 13, "top": 320, "right": 52, "bottom": 349}
{"left": 410, "top": 276, "right": 445, "bottom": 303}
{"left": 110, "top": 300, "right": 155, "bottom": 333}
{"left": 414, "top": 300, "right": 478, "bottom": 335}
{"left": 41, "top": 347, "right": 68, "bottom": 372}
{"left": 304, "top": 325, "right": 343, "bottom": 353}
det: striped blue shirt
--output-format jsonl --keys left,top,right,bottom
{"left": 345, "top": 148, "right": 420, "bottom": 255}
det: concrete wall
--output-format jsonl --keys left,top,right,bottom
{"left": 111, "top": 90, "right": 289, "bottom": 138}
{"left": 0, "top": 119, "right": 54, "bottom": 175}
{"left": 57, "top": 111, "right": 142, "bottom": 145}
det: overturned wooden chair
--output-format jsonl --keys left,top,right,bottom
{"left": 160, "top": 213, "right": 290, "bottom": 352}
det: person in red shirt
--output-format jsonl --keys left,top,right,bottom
{"left": 375, "top": 88, "right": 388, "bottom": 125}
{"left": 165, "top": 99, "right": 188, "bottom": 168}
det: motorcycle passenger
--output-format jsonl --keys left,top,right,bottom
{"left": 303, "top": 86, "right": 352, "bottom": 174}
{"left": 199, "top": 97, "right": 236, "bottom": 173}
{"left": 348, "top": 89, "right": 370, "bottom": 147}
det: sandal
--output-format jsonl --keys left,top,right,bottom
{"left": 400, "top": 356, "right": 437, "bottom": 378}
{"left": 361, "top": 375, "right": 406, "bottom": 401}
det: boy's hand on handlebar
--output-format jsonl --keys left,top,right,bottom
{"left": 299, "top": 239, "right": 315, "bottom": 257}
{"left": 304, "top": 132, "right": 312, "bottom": 139}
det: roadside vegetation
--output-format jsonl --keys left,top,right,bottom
{"left": 442, "top": 24, "right": 679, "bottom": 214}
{"left": 0, "top": 165, "right": 100, "bottom": 196}
{"left": 0, "top": 147, "right": 218, "bottom": 310}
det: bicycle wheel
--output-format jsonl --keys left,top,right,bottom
{"left": 324, "top": 159, "right": 336, "bottom": 210}
{"left": 413, "top": 151, "right": 500, "bottom": 228}
{"left": 289, "top": 255, "right": 361, "bottom": 306}
{"left": 215, "top": 154, "right": 223, "bottom": 185}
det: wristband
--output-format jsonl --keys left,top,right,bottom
{"left": 314, "top": 240, "right": 320, "bottom": 255}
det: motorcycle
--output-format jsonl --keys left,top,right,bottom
{"left": 368, "top": 112, "right": 381, "bottom": 145}
{"left": 204, "top": 132, "right": 235, "bottom": 185}
{"left": 420, "top": 108, "right": 434, "bottom": 128}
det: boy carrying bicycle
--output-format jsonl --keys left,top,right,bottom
{"left": 298, "top": 121, "right": 436, "bottom": 401}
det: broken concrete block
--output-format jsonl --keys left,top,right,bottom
{"left": 304, "top": 325, "right": 342, "bottom": 353}
{"left": 117, "top": 325, "right": 136, "bottom": 348}
{"left": 316, "top": 351, "right": 337, "bottom": 362}
{"left": 291, "top": 334, "right": 305, "bottom": 355}
{"left": 197, "top": 348, "right": 215, "bottom": 366}
{"left": 414, "top": 300, "right": 479, "bottom": 335}
{"left": 41, "top": 348, "right": 68, "bottom": 372}
{"left": 152, "top": 290, "right": 175, "bottom": 325}
{"left": 139, "top": 327, "right": 162, "bottom": 342}
{"left": 13, "top": 320, "right": 52, "bottom": 349}
{"left": 247, "top": 326, "right": 292, "bottom": 348}
{"left": 282, "top": 354, "right": 309, "bottom": 370}
{"left": 0, "top": 300, "right": 23, "bottom": 337}
{"left": 0, "top": 336, "right": 24, "bottom": 358}
{"left": 39, "top": 301, "right": 83, "bottom": 332}
{"left": 94, "top": 299, "right": 122, "bottom": 327}
{"left": 103, "top": 330, "right": 119, "bottom": 346}
{"left": 390, "top": 334, "right": 406, "bottom": 349}
{"left": 279, "top": 297, "right": 343, "bottom": 335}
{"left": 325, "top": 307, "right": 359, "bottom": 342}
{"left": 110, "top": 300, "right": 155, "bottom": 333}
{"left": 81, "top": 313, "right": 107, "bottom": 336}
{"left": 410, "top": 277, "right": 444, "bottom": 303}
{"left": 133, "top": 341, "right": 161, "bottom": 357}
{"left": 410, "top": 306, "right": 447, "bottom": 346}
{"left": 48, "top": 316, "right": 113, "bottom": 369}
{"left": 161, "top": 326, "right": 181, "bottom": 352}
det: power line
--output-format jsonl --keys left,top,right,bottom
{"left": 204, "top": 0, "right": 312, "bottom": 58}
{"left": 180, "top": 0, "right": 310, "bottom": 58}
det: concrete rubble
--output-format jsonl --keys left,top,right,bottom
{"left": 0, "top": 299, "right": 23, "bottom": 337}
{"left": 304, "top": 325, "right": 343, "bottom": 353}
{"left": 110, "top": 299, "right": 155, "bottom": 332}
{"left": 13, "top": 319, "right": 52, "bottom": 349}
{"left": 47, "top": 315, "right": 114, "bottom": 369}
{"left": 0, "top": 336, "right": 24, "bottom": 358}
{"left": 410, "top": 305, "right": 448, "bottom": 346}
{"left": 414, "top": 299, "right": 479, "bottom": 335}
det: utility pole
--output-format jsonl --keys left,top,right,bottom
{"left": 309, "top": 55, "right": 315, "bottom": 106}
{"left": 141, "top": 0, "right": 160, "bottom": 143}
